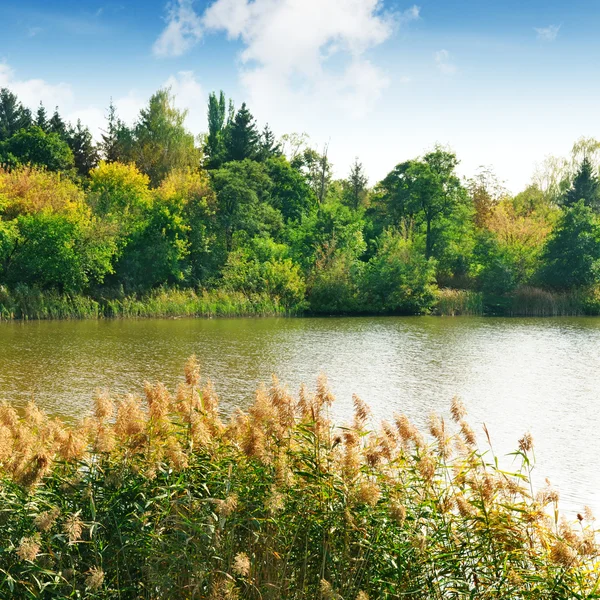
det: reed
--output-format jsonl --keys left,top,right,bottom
{"left": 0, "top": 286, "right": 292, "bottom": 321}
{"left": 434, "top": 288, "right": 484, "bottom": 316}
{"left": 0, "top": 358, "right": 598, "bottom": 599}
{"left": 508, "top": 286, "right": 589, "bottom": 317}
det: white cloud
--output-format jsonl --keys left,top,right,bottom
{"left": 434, "top": 49, "right": 457, "bottom": 75}
{"left": 153, "top": 0, "right": 418, "bottom": 119}
{"left": 398, "top": 5, "right": 420, "bottom": 26}
{"left": 535, "top": 25, "right": 560, "bottom": 42}
{"left": 153, "top": 0, "right": 203, "bottom": 57}
{"left": 0, "top": 63, "right": 73, "bottom": 111}
{"left": 163, "top": 70, "right": 206, "bottom": 134}
{"left": 27, "top": 27, "right": 43, "bottom": 38}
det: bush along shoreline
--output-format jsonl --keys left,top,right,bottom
{"left": 0, "top": 357, "right": 598, "bottom": 599}
{"left": 2, "top": 284, "right": 600, "bottom": 321}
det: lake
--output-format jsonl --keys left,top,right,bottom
{"left": 1, "top": 315, "right": 599, "bottom": 514}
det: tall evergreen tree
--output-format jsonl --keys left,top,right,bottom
{"left": 49, "top": 108, "right": 68, "bottom": 139}
{"left": 100, "top": 100, "right": 133, "bottom": 163}
{"left": 35, "top": 103, "right": 49, "bottom": 132}
{"left": 67, "top": 120, "right": 99, "bottom": 177}
{"left": 0, "top": 88, "right": 31, "bottom": 141}
{"left": 540, "top": 200, "right": 600, "bottom": 288}
{"left": 224, "top": 102, "right": 260, "bottom": 162}
{"left": 205, "top": 91, "right": 227, "bottom": 168}
{"left": 258, "top": 124, "right": 281, "bottom": 160}
{"left": 563, "top": 156, "right": 600, "bottom": 210}
{"left": 344, "top": 158, "right": 368, "bottom": 210}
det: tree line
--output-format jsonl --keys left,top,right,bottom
{"left": 1, "top": 85, "right": 600, "bottom": 315}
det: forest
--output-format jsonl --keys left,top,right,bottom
{"left": 2, "top": 86, "right": 600, "bottom": 318}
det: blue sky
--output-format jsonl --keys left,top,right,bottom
{"left": 2, "top": 0, "right": 600, "bottom": 191}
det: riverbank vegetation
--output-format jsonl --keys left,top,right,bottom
{"left": 0, "top": 357, "right": 598, "bottom": 599}
{"left": 3, "top": 87, "right": 600, "bottom": 319}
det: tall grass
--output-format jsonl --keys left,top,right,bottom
{"left": 508, "top": 286, "right": 585, "bottom": 317}
{"left": 434, "top": 288, "right": 484, "bottom": 316}
{"left": 0, "top": 358, "right": 598, "bottom": 599}
{"left": 0, "top": 285, "right": 291, "bottom": 321}
{"left": 0, "top": 284, "right": 101, "bottom": 320}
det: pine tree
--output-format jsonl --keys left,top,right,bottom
{"left": 67, "top": 120, "right": 99, "bottom": 177}
{"left": 345, "top": 158, "right": 368, "bottom": 210}
{"left": 35, "top": 103, "right": 49, "bottom": 131}
{"left": 258, "top": 124, "right": 281, "bottom": 160}
{"left": 100, "top": 100, "right": 132, "bottom": 163}
{"left": 224, "top": 102, "right": 260, "bottom": 162}
{"left": 563, "top": 156, "right": 600, "bottom": 211}
{"left": 49, "top": 108, "right": 68, "bottom": 139}
{"left": 0, "top": 88, "right": 31, "bottom": 141}
{"left": 541, "top": 200, "right": 600, "bottom": 288}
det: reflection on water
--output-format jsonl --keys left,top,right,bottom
{"left": 1, "top": 315, "right": 600, "bottom": 513}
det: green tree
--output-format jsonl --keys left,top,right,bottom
{"left": 100, "top": 101, "right": 134, "bottom": 163}
{"left": 157, "top": 168, "right": 219, "bottom": 284}
{"left": 562, "top": 156, "right": 600, "bottom": 210}
{"left": 5, "top": 211, "right": 115, "bottom": 292}
{"left": 0, "top": 126, "right": 74, "bottom": 172}
{"left": 375, "top": 148, "right": 470, "bottom": 261}
{"left": 211, "top": 160, "right": 279, "bottom": 251}
{"left": 308, "top": 240, "right": 364, "bottom": 314}
{"left": 224, "top": 102, "right": 260, "bottom": 162}
{"left": 67, "top": 120, "right": 99, "bottom": 177}
{"left": 48, "top": 108, "right": 68, "bottom": 139}
{"left": 286, "top": 198, "right": 365, "bottom": 272}
{"left": 258, "top": 124, "right": 281, "bottom": 161}
{"left": 221, "top": 235, "right": 306, "bottom": 310}
{"left": 292, "top": 146, "right": 332, "bottom": 204}
{"left": 35, "top": 103, "right": 49, "bottom": 131}
{"left": 0, "top": 88, "right": 31, "bottom": 142}
{"left": 205, "top": 91, "right": 227, "bottom": 168}
{"left": 539, "top": 200, "right": 600, "bottom": 289}
{"left": 132, "top": 89, "right": 199, "bottom": 186}
{"left": 361, "top": 230, "right": 437, "bottom": 314}
{"left": 343, "top": 158, "right": 368, "bottom": 210}
{"left": 265, "top": 155, "right": 314, "bottom": 221}
{"left": 114, "top": 195, "right": 191, "bottom": 290}
{"left": 88, "top": 161, "right": 152, "bottom": 237}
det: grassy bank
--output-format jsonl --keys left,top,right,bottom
{"left": 433, "top": 288, "right": 484, "bottom": 316}
{"left": 0, "top": 358, "right": 598, "bottom": 599}
{"left": 3, "top": 284, "right": 600, "bottom": 321}
{"left": 0, "top": 286, "right": 289, "bottom": 320}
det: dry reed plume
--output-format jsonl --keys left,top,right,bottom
{"left": 0, "top": 356, "right": 598, "bottom": 599}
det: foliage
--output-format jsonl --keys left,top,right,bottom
{"left": 0, "top": 88, "right": 32, "bottom": 142}
{"left": 131, "top": 89, "right": 200, "bottom": 186}
{"left": 224, "top": 102, "right": 260, "bottom": 163}
{"left": 221, "top": 235, "right": 307, "bottom": 310}
{"left": 0, "top": 166, "right": 85, "bottom": 218}
{"left": 562, "top": 156, "right": 600, "bottom": 210}
{"left": 2, "top": 85, "right": 600, "bottom": 318}
{"left": 4, "top": 211, "right": 115, "bottom": 292}
{"left": 374, "top": 147, "right": 472, "bottom": 268}
{"left": 361, "top": 230, "right": 437, "bottom": 314}
{"left": 0, "top": 126, "right": 74, "bottom": 172}
{"left": 308, "top": 241, "right": 364, "bottom": 314}
{"left": 539, "top": 200, "right": 600, "bottom": 289}
{"left": 88, "top": 161, "right": 151, "bottom": 231}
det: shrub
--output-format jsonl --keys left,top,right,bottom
{"left": 361, "top": 230, "right": 437, "bottom": 314}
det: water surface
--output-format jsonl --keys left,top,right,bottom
{"left": 1, "top": 316, "right": 599, "bottom": 513}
